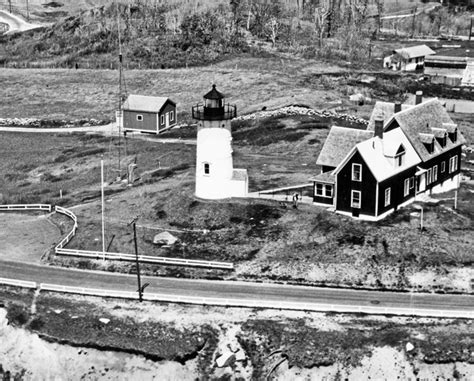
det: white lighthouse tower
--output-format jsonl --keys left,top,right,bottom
{"left": 192, "top": 85, "right": 248, "bottom": 199}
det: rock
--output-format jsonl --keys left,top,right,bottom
{"left": 216, "top": 351, "right": 236, "bottom": 368}
{"left": 153, "top": 231, "right": 178, "bottom": 246}
{"left": 99, "top": 318, "right": 110, "bottom": 324}
{"left": 234, "top": 348, "right": 246, "bottom": 361}
{"left": 406, "top": 342, "right": 414, "bottom": 352}
{"left": 53, "top": 309, "right": 62, "bottom": 314}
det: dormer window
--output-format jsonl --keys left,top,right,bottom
{"left": 419, "top": 133, "right": 435, "bottom": 154}
{"left": 395, "top": 145, "right": 406, "bottom": 167}
{"left": 448, "top": 129, "right": 457, "bottom": 143}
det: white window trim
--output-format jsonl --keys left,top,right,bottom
{"left": 324, "top": 184, "right": 333, "bottom": 198}
{"left": 384, "top": 188, "right": 391, "bottom": 207}
{"left": 449, "top": 156, "right": 458, "bottom": 173}
{"left": 351, "top": 190, "right": 361, "bottom": 209}
{"left": 352, "top": 164, "right": 362, "bottom": 182}
{"left": 315, "top": 183, "right": 324, "bottom": 196}
{"left": 404, "top": 178, "right": 410, "bottom": 197}
{"left": 409, "top": 177, "right": 414, "bottom": 189}
{"left": 160, "top": 114, "right": 165, "bottom": 125}
{"left": 136, "top": 114, "right": 143, "bottom": 122}
{"left": 315, "top": 184, "right": 333, "bottom": 198}
{"left": 441, "top": 161, "right": 445, "bottom": 173}
{"left": 170, "top": 110, "right": 174, "bottom": 121}
{"left": 427, "top": 168, "right": 432, "bottom": 185}
{"left": 433, "top": 165, "right": 438, "bottom": 182}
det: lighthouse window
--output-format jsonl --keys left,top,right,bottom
{"left": 204, "top": 163, "right": 210, "bottom": 175}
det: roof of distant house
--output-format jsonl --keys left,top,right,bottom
{"left": 122, "top": 94, "right": 175, "bottom": 113}
{"left": 316, "top": 126, "right": 373, "bottom": 168}
{"left": 393, "top": 45, "right": 435, "bottom": 59}
{"left": 389, "top": 98, "right": 466, "bottom": 161}
{"left": 367, "top": 101, "right": 414, "bottom": 131}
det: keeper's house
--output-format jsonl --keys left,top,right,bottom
{"left": 122, "top": 94, "right": 176, "bottom": 134}
{"left": 312, "top": 97, "right": 465, "bottom": 220}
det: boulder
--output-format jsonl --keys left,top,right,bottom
{"left": 153, "top": 231, "right": 178, "bottom": 246}
{"left": 216, "top": 350, "right": 236, "bottom": 368}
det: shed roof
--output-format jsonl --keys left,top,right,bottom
{"left": 204, "top": 84, "right": 225, "bottom": 100}
{"left": 391, "top": 99, "right": 466, "bottom": 162}
{"left": 393, "top": 45, "right": 435, "bottom": 59}
{"left": 311, "top": 171, "right": 335, "bottom": 184}
{"left": 316, "top": 126, "right": 374, "bottom": 168}
{"left": 122, "top": 94, "right": 174, "bottom": 113}
{"left": 367, "top": 101, "right": 413, "bottom": 131}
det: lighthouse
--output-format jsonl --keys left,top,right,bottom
{"left": 192, "top": 85, "right": 248, "bottom": 199}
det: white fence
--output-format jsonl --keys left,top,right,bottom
{"left": 0, "top": 278, "right": 472, "bottom": 318}
{"left": 0, "top": 277, "right": 37, "bottom": 289}
{"left": 0, "top": 203, "right": 234, "bottom": 270}
{"left": 0, "top": 204, "right": 51, "bottom": 212}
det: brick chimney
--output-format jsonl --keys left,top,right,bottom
{"left": 415, "top": 90, "right": 423, "bottom": 105}
{"left": 394, "top": 103, "right": 402, "bottom": 113}
{"left": 374, "top": 118, "right": 384, "bottom": 139}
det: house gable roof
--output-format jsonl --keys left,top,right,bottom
{"left": 122, "top": 94, "right": 175, "bottom": 113}
{"left": 393, "top": 45, "right": 435, "bottom": 59}
{"left": 316, "top": 126, "right": 373, "bottom": 168}
{"left": 390, "top": 98, "right": 466, "bottom": 162}
{"left": 367, "top": 101, "right": 414, "bottom": 131}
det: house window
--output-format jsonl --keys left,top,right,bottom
{"left": 170, "top": 111, "right": 174, "bottom": 122}
{"left": 449, "top": 156, "right": 458, "bottom": 173}
{"left": 441, "top": 161, "right": 445, "bottom": 173}
{"left": 160, "top": 115, "right": 165, "bottom": 125}
{"left": 395, "top": 145, "right": 406, "bottom": 167}
{"left": 203, "top": 163, "right": 210, "bottom": 175}
{"left": 384, "top": 188, "right": 391, "bottom": 207}
{"left": 404, "top": 178, "right": 410, "bottom": 197}
{"left": 324, "top": 185, "right": 333, "bottom": 198}
{"left": 433, "top": 165, "right": 438, "bottom": 182}
{"left": 409, "top": 177, "right": 414, "bottom": 189}
{"left": 315, "top": 183, "right": 323, "bottom": 196}
{"left": 351, "top": 190, "right": 361, "bottom": 209}
{"left": 315, "top": 184, "right": 333, "bottom": 198}
{"left": 427, "top": 168, "right": 432, "bottom": 185}
{"left": 352, "top": 164, "right": 362, "bottom": 182}
{"left": 136, "top": 115, "right": 143, "bottom": 122}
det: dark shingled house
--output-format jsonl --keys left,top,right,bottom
{"left": 312, "top": 98, "right": 465, "bottom": 220}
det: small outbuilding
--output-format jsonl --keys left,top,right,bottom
{"left": 122, "top": 94, "right": 176, "bottom": 134}
{"left": 384, "top": 45, "right": 435, "bottom": 71}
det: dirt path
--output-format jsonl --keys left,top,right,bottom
{"left": 0, "top": 213, "right": 60, "bottom": 263}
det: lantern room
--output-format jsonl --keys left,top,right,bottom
{"left": 192, "top": 84, "right": 237, "bottom": 121}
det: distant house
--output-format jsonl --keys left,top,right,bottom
{"left": 425, "top": 55, "right": 470, "bottom": 86}
{"left": 312, "top": 97, "right": 465, "bottom": 220}
{"left": 122, "top": 94, "right": 176, "bottom": 134}
{"left": 384, "top": 45, "right": 435, "bottom": 71}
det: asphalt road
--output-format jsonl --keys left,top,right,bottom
{"left": 1, "top": 260, "right": 473, "bottom": 313}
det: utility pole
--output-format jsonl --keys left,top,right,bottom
{"left": 128, "top": 217, "right": 143, "bottom": 302}
{"left": 26, "top": 0, "right": 29, "bottom": 21}
{"left": 8, "top": 0, "right": 12, "bottom": 13}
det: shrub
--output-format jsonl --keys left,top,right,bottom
{"left": 6, "top": 303, "right": 29, "bottom": 326}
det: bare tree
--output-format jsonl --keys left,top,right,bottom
{"left": 267, "top": 17, "right": 280, "bottom": 47}
{"left": 313, "top": 1, "right": 331, "bottom": 48}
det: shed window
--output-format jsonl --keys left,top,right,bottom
{"left": 351, "top": 190, "right": 361, "bottom": 209}
{"left": 325, "top": 185, "right": 333, "bottom": 198}
{"left": 384, "top": 188, "right": 391, "bottom": 207}
{"left": 170, "top": 111, "right": 174, "bottom": 121}
{"left": 315, "top": 184, "right": 323, "bottom": 196}
{"left": 203, "top": 163, "right": 210, "bottom": 175}
{"left": 352, "top": 164, "right": 362, "bottom": 182}
{"left": 404, "top": 178, "right": 410, "bottom": 197}
{"left": 161, "top": 115, "right": 165, "bottom": 125}
{"left": 136, "top": 115, "right": 143, "bottom": 122}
